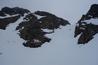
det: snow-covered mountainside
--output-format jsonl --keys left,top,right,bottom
{"left": 0, "top": 4, "right": 98, "bottom": 47}
{"left": 0, "top": 7, "right": 70, "bottom": 48}
{"left": 0, "top": 2, "right": 98, "bottom": 65}
{"left": 74, "top": 4, "right": 98, "bottom": 44}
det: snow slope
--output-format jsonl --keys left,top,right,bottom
{"left": 0, "top": 0, "right": 98, "bottom": 65}
{"left": 0, "top": 24, "right": 98, "bottom": 65}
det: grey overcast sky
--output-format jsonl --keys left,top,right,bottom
{"left": 0, "top": 0, "right": 98, "bottom": 65}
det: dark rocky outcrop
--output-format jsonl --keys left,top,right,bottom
{"left": 86, "top": 4, "right": 98, "bottom": 18}
{"left": 0, "top": 7, "right": 30, "bottom": 30}
{"left": 0, "top": 7, "right": 30, "bottom": 16}
{"left": 0, "top": 15, "right": 20, "bottom": 30}
{"left": 0, "top": 7, "right": 70, "bottom": 48}
{"left": 35, "top": 11, "right": 70, "bottom": 30}
{"left": 0, "top": 11, "right": 6, "bottom": 16}
{"left": 16, "top": 11, "right": 70, "bottom": 48}
{"left": 74, "top": 4, "right": 98, "bottom": 44}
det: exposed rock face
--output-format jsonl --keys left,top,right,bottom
{"left": 0, "top": 7, "right": 30, "bottom": 30}
{"left": 0, "top": 7, "right": 71, "bottom": 48}
{"left": 16, "top": 11, "right": 70, "bottom": 48}
{"left": 74, "top": 4, "right": 98, "bottom": 44}
{"left": 0, "top": 15, "right": 20, "bottom": 30}
{"left": 0, "top": 7, "right": 30, "bottom": 16}
{"left": 0, "top": 11, "right": 6, "bottom": 16}
{"left": 34, "top": 11, "right": 70, "bottom": 30}
{"left": 86, "top": 4, "right": 98, "bottom": 18}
